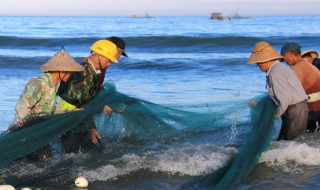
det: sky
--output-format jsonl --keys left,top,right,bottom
{"left": 0, "top": 0, "right": 319, "bottom": 17}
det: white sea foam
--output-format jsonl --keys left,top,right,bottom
{"left": 150, "top": 144, "right": 235, "bottom": 176}
{"left": 259, "top": 141, "right": 320, "bottom": 173}
{"left": 84, "top": 154, "right": 145, "bottom": 181}
{"left": 84, "top": 144, "right": 236, "bottom": 181}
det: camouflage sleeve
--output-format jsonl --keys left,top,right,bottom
{"left": 58, "top": 72, "right": 85, "bottom": 108}
{"left": 15, "top": 78, "right": 43, "bottom": 122}
{"left": 58, "top": 64, "right": 99, "bottom": 108}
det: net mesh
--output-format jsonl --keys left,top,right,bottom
{"left": 0, "top": 82, "right": 276, "bottom": 189}
{"left": 0, "top": 156, "right": 77, "bottom": 188}
{"left": 181, "top": 94, "right": 277, "bottom": 189}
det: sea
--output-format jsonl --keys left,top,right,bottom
{"left": 1, "top": 15, "right": 320, "bottom": 189}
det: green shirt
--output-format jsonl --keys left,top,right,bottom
{"left": 13, "top": 73, "right": 58, "bottom": 124}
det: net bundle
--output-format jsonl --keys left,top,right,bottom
{"left": 182, "top": 94, "right": 277, "bottom": 189}
{"left": 0, "top": 82, "right": 276, "bottom": 189}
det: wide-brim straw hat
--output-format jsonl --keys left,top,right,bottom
{"left": 301, "top": 50, "right": 319, "bottom": 59}
{"left": 248, "top": 41, "right": 283, "bottom": 64}
{"left": 40, "top": 49, "right": 84, "bottom": 72}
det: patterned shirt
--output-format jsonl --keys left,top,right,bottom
{"left": 13, "top": 73, "right": 58, "bottom": 124}
{"left": 58, "top": 60, "right": 100, "bottom": 108}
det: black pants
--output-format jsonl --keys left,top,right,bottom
{"left": 278, "top": 101, "right": 308, "bottom": 140}
{"left": 60, "top": 118, "right": 103, "bottom": 154}
{"left": 26, "top": 144, "right": 52, "bottom": 161}
{"left": 307, "top": 111, "right": 320, "bottom": 133}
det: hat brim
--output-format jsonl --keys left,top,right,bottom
{"left": 301, "top": 50, "right": 319, "bottom": 59}
{"left": 121, "top": 49, "right": 128, "bottom": 57}
{"left": 248, "top": 54, "right": 283, "bottom": 64}
{"left": 109, "top": 56, "right": 118, "bottom": 63}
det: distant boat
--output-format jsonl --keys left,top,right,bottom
{"left": 231, "top": 9, "right": 251, "bottom": 19}
{"left": 210, "top": 13, "right": 231, "bottom": 20}
{"left": 130, "top": 13, "right": 154, "bottom": 19}
{"left": 210, "top": 10, "right": 251, "bottom": 20}
{"left": 143, "top": 13, "right": 154, "bottom": 19}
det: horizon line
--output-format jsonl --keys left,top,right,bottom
{"left": 0, "top": 14, "right": 319, "bottom": 17}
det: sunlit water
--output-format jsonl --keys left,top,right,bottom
{"left": 0, "top": 16, "right": 320, "bottom": 189}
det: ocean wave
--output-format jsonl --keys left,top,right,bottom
{"left": 259, "top": 141, "right": 320, "bottom": 174}
{"left": 1, "top": 35, "right": 319, "bottom": 51}
{"left": 0, "top": 48, "right": 86, "bottom": 58}
{"left": 118, "top": 35, "right": 320, "bottom": 50}
{"left": 83, "top": 144, "right": 236, "bottom": 181}
{"left": 0, "top": 36, "right": 97, "bottom": 48}
{"left": 0, "top": 49, "right": 251, "bottom": 72}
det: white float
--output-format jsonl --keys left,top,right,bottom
{"left": 75, "top": 176, "right": 89, "bottom": 188}
{"left": 0, "top": 185, "right": 15, "bottom": 190}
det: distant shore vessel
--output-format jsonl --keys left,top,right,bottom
{"left": 130, "top": 13, "right": 154, "bottom": 19}
{"left": 210, "top": 13, "right": 231, "bottom": 20}
{"left": 210, "top": 12, "right": 251, "bottom": 20}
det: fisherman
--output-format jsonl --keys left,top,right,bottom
{"left": 248, "top": 41, "right": 308, "bottom": 140}
{"left": 281, "top": 43, "right": 320, "bottom": 133}
{"left": 98, "top": 36, "right": 128, "bottom": 90}
{"left": 9, "top": 49, "right": 84, "bottom": 130}
{"left": 58, "top": 37, "right": 127, "bottom": 153}
{"left": 301, "top": 49, "right": 320, "bottom": 70}
{"left": 9, "top": 49, "right": 84, "bottom": 160}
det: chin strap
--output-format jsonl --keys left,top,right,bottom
{"left": 98, "top": 55, "right": 103, "bottom": 71}
{"left": 58, "top": 71, "right": 68, "bottom": 82}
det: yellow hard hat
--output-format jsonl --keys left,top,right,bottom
{"left": 90, "top": 40, "right": 118, "bottom": 63}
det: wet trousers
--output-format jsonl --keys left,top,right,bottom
{"left": 307, "top": 111, "right": 320, "bottom": 133}
{"left": 278, "top": 101, "right": 308, "bottom": 140}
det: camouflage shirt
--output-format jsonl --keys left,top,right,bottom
{"left": 13, "top": 73, "right": 58, "bottom": 124}
{"left": 58, "top": 60, "right": 101, "bottom": 108}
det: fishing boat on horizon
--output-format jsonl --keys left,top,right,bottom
{"left": 210, "top": 9, "right": 252, "bottom": 20}
{"left": 130, "top": 13, "right": 154, "bottom": 19}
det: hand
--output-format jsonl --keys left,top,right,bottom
{"left": 90, "top": 128, "right": 101, "bottom": 145}
{"left": 248, "top": 101, "right": 257, "bottom": 108}
{"left": 102, "top": 105, "right": 113, "bottom": 115}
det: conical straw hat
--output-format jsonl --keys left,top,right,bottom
{"left": 248, "top": 41, "right": 283, "bottom": 64}
{"left": 301, "top": 50, "right": 319, "bottom": 59}
{"left": 40, "top": 49, "right": 84, "bottom": 72}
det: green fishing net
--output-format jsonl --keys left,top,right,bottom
{"left": 182, "top": 94, "right": 277, "bottom": 190}
{"left": 0, "top": 82, "right": 276, "bottom": 189}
